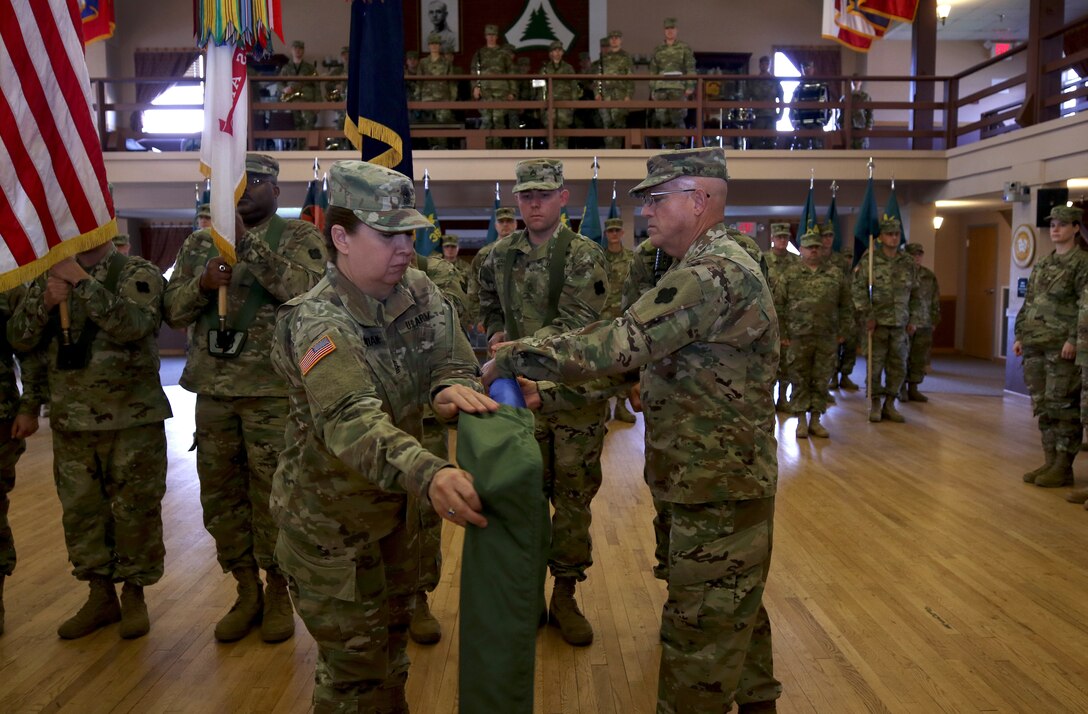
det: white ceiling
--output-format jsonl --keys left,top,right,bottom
{"left": 885, "top": 0, "right": 1088, "bottom": 41}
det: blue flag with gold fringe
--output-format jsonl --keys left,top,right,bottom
{"left": 884, "top": 182, "right": 906, "bottom": 246}
{"left": 798, "top": 182, "right": 818, "bottom": 246}
{"left": 345, "top": 0, "right": 413, "bottom": 178}
{"left": 852, "top": 176, "right": 880, "bottom": 268}
{"left": 416, "top": 184, "right": 440, "bottom": 256}
{"left": 581, "top": 177, "right": 603, "bottom": 246}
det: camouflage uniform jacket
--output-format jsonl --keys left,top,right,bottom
{"left": 1016, "top": 248, "right": 1088, "bottom": 350}
{"left": 415, "top": 253, "right": 472, "bottom": 334}
{"left": 471, "top": 45, "right": 514, "bottom": 96}
{"left": 495, "top": 222, "right": 779, "bottom": 504}
{"left": 623, "top": 238, "right": 674, "bottom": 310}
{"left": 323, "top": 62, "right": 346, "bottom": 102}
{"left": 8, "top": 246, "right": 171, "bottom": 431}
{"left": 0, "top": 286, "right": 47, "bottom": 420}
{"left": 602, "top": 246, "right": 634, "bottom": 319}
{"left": 477, "top": 224, "right": 608, "bottom": 340}
{"left": 774, "top": 261, "right": 852, "bottom": 339}
{"left": 852, "top": 249, "right": 921, "bottom": 327}
{"left": 763, "top": 250, "right": 798, "bottom": 291}
{"left": 850, "top": 90, "right": 873, "bottom": 130}
{"left": 419, "top": 55, "right": 455, "bottom": 102}
{"left": 540, "top": 60, "right": 579, "bottom": 101}
{"left": 598, "top": 50, "right": 634, "bottom": 99}
{"left": 270, "top": 263, "right": 480, "bottom": 555}
{"left": 913, "top": 265, "right": 941, "bottom": 329}
{"left": 649, "top": 41, "right": 696, "bottom": 93}
{"left": 466, "top": 241, "right": 498, "bottom": 324}
{"left": 748, "top": 73, "right": 782, "bottom": 118}
{"left": 279, "top": 60, "right": 319, "bottom": 101}
{"left": 163, "top": 217, "right": 326, "bottom": 397}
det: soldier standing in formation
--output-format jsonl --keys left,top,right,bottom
{"left": 10, "top": 238, "right": 171, "bottom": 641}
{"left": 1015, "top": 205, "right": 1088, "bottom": 488}
{"left": 649, "top": 18, "right": 696, "bottom": 149}
{"left": 419, "top": 34, "right": 456, "bottom": 149}
{"left": 111, "top": 233, "right": 131, "bottom": 256}
{"left": 164, "top": 154, "right": 326, "bottom": 644}
{"left": 278, "top": 40, "right": 319, "bottom": 150}
{"left": 845, "top": 77, "right": 874, "bottom": 149}
{"left": 467, "top": 206, "right": 518, "bottom": 327}
{"left": 821, "top": 222, "right": 860, "bottom": 390}
{"left": 440, "top": 233, "right": 470, "bottom": 292}
{"left": 901, "top": 243, "right": 940, "bottom": 402}
{"left": 775, "top": 229, "right": 852, "bottom": 439}
{"left": 197, "top": 203, "right": 212, "bottom": 230}
{"left": 747, "top": 55, "right": 782, "bottom": 150}
{"left": 478, "top": 159, "right": 609, "bottom": 646}
{"left": 764, "top": 223, "right": 797, "bottom": 410}
{"left": 0, "top": 286, "right": 44, "bottom": 637}
{"left": 485, "top": 147, "right": 781, "bottom": 714}
{"left": 540, "top": 41, "right": 578, "bottom": 150}
{"left": 852, "top": 217, "right": 920, "bottom": 424}
{"left": 602, "top": 217, "right": 637, "bottom": 423}
{"left": 597, "top": 30, "right": 634, "bottom": 149}
{"left": 472, "top": 25, "right": 515, "bottom": 150}
{"left": 270, "top": 160, "right": 494, "bottom": 713}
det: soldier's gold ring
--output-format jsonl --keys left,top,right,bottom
{"left": 446, "top": 508, "right": 456, "bottom": 518}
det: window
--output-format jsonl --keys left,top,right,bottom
{"left": 773, "top": 53, "right": 801, "bottom": 133}
{"left": 142, "top": 56, "right": 204, "bottom": 135}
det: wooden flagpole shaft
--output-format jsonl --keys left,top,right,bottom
{"left": 58, "top": 300, "right": 71, "bottom": 345}
{"left": 218, "top": 285, "right": 228, "bottom": 331}
{"left": 867, "top": 234, "right": 874, "bottom": 399}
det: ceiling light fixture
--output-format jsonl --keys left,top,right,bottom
{"left": 936, "top": 3, "right": 951, "bottom": 25}
{"left": 933, "top": 215, "right": 944, "bottom": 230}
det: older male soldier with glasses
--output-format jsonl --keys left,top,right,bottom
{"left": 486, "top": 147, "right": 782, "bottom": 714}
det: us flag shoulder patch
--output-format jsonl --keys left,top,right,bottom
{"left": 300, "top": 335, "right": 336, "bottom": 375}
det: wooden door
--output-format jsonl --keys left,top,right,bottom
{"left": 964, "top": 225, "right": 998, "bottom": 359}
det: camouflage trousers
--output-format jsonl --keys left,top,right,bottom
{"left": 548, "top": 109, "right": 574, "bottom": 149}
{"left": 866, "top": 325, "right": 909, "bottom": 398}
{"left": 419, "top": 108, "right": 455, "bottom": 149}
{"left": 52, "top": 423, "right": 167, "bottom": 585}
{"left": 280, "top": 522, "right": 417, "bottom": 714}
{"left": 478, "top": 89, "right": 510, "bottom": 150}
{"left": 750, "top": 114, "right": 777, "bottom": 150}
{"left": 408, "top": 417, "right": 448, "bottom": 593}
{"left": 658, "top": 497, "right": 781, "bottom": 713}
{"left": 1022, "top": 348, "right": 1082, "bottom": 456}
{"left": 195, "top": 395, "right": 286, "bottom": 574}
{"left": 651, "top": 88, "right": 687, "bottom": 130}
{"left": 0, "top": 421, "right": 26, "bottom": 576}
{"left": 838, "top": 317, "right": 862, "bottom": 377}
{"left": 536, "top": 402, "right": 608, "bottom": 581}
{"left": 906, "top": 327, "right": 934, "bottom": 383}
{"left": 787, "top": 333, "right": 839, "bottom": 413}
{"left": 599, "top": 106, "right": 630, "bottom": 149}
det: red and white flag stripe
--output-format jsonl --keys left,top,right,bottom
{"left": 0, "top": 0, "right": 116, "bottom": 290}
{"left": 200, "top": 43, "right": 248, "bottom": 264}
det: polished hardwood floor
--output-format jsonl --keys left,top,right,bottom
{"left": 2, "top": 363, "right": 1087, "bottom": 713}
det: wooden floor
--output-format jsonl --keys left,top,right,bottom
{"left": 2, "top": 372, "right": 1088, "bottom": 713}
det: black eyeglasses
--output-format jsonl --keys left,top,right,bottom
{"left": 640, "top": 189, "right": 697, "bottom": 207}
{"left": 247, "top": 177, "right": 275, "bottom": 187}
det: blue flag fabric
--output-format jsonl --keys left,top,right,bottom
{"left": 485, "top": 195, "right": 501, "bottom": 245}
{"left": 798, "top": 183, "right": 818, "bottom": 246}
{"left": 884, "top": 184, "right": 905, "bottom": 246}
{"left": 345, "top": 0, "right": 414, "bottom": 178}
{"left": 416, "top": 186, "right": 440, "bottom": 256}
{"left": 608, "top": 182, "right": 619, "bottom": 219}
{"left": 826, "top": 194, "right": 843, "bottom": 253}
{"left": 853, "top": 176, "right": 880, "bottom": 268}
{"left": 581, "top": 178, "right": 603, "bottom": 246}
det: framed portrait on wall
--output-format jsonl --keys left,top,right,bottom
{"left": 421, "top": 0, "right": 459, "bottom": 53}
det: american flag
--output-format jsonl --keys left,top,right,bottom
{"left": 299, "top": 335, "right": 336, "bottom": 375}
{"left": 0, "top": 0, "right": 117, "bottom": 291}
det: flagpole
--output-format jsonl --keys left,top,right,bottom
{"left": 313, "top": 158, "right": 319, "bottom": 181}
{"left": 867, "top": 157, "right": 875, "bottom": 402}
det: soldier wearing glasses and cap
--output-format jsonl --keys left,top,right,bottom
{"left": 164, "top": 153, "right": 326, "bottom": 645}
{"left": 484, "top": 147, "right": 782, "bottom": 714}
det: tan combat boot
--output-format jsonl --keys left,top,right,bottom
{"left": 795, "top": 415, "right": 809, "bottom": 439}
{"left": 1065, "top": 486, "right": 1088, "bottom": 503}
{"left": 1023, "top": 447, "right": 1056, "bottom": 483}
{"left": 261, "top": 571, "right": 295, "bottom": 643}
{"left": 214, "top": 566, "right": 263, "bottom": 642}
{"left": 549, "top": 577, "right": 593, "bottom": 646}
{"left": 868, "top": 398, "right": 882, "bottom": 423}
{"left": 809, "top": 412, "right": 829, "bottom": 438}
{"left": 775, "top": 381, "right": 789, "bottom": 412}
{"left": 1035, "top": 452, "right": 1075, "bottom": 488}
{"left": 409, "top": 591, "right": 442, "bottom": 644}
{"left": 907, "top": 383, "right": 929, "bottom": 402}
{"left": 882, "top": 397, "right": 906, "bottom": 423}
{"left": 58, "top": 577, "right": 121, "bottom": 639}
{"left": 614, "top": 400, "right": 637, "bottom": 424}
{"left": 119, "top": 582, "right": 150, "bottom": 639}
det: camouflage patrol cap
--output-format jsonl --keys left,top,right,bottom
{"left": 327, "top": 160, "right": 432, "bottom": 233}
{"left": 818, "top": 222, "right": 835, "bottom": 236}
{"left": 197, "top": 203, "right": 211, "bottom": 218}
{"left": 111, "top": 233, "right": 130, "bottom": 246}
{"left": 599, "top": 37, "right": 609, "bottom": 47}
{"left": 605, "top": 218, "right": 623, "bottom": 230}
{"left": 629, "top": 147, "right": 728, "bottom": 194}
{"left": 246, "top": 153, "right": 279, "bottom": 178}
{"left": 495, "top": 207, "right": 517, "bottom": 220}
{"left": 549, "top": 40, "right": 563, "bottom": 51}
{"left": 609, "top": 30, "right": 623, "bottom": 38}
{"left": 427, "top": 32, "right": 443, "bottom": 45}
{"left": 406, "top": 50, "right": 420, "bottom": 59}
{"left": 770, "top": 223, "right": 791, "bottom": 238}
{"left": 517, "top": 56, "right": 531, "bottom": 66}
{"left": 879, "top": 216, "right": 901, "bottom": 233}
{"left": 1050, "top": 205, "right": 1084, "bottom": 223}
{"left": 799, "top": 229, "right": 822, "bottom": 248}
{"left": 663, "top": 18, "right": 677, "bottom": 28}
{"left": 441, "top": 233, "right": 459, "bottom": 247}
{"left": 904, "top": 243, "right": 924, "bottom": 255}
{"left": 292, "top": 40, "right": 305, "bottom": 49}
{"left": 484, "top": 24, "right": 499, "bottom": 35}
{"left": 513, "top": 159, "right": 564, "bottom": 192}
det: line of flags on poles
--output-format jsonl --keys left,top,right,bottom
{"left": 821, "top": 0, "right": 920, "bottom": 53}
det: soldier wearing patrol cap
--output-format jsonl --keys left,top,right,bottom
{"left": 649, "top": 18, "right": 696, "bottom": 149}
{"left": 485, "top": 146, "right": 782, "bottom": 713}
{"left": 419, "top": 32, "right": 456, "bottom": 149}
{"left": 471, "top": 25, "right": 515, "bottom": 149}
{"left": 439, "top": 233, "right": 469, "bottom": 291}
{"left": 820, "top": 222, "right": 860, "bottom": 390}
{"left": 477, "top": 159, "right": 610, "bottom": 647}
{"left": 774, "top": 228, "right": 852, "bottom": 439}
{"left": 602, "top": 217, "right": 637, "bottom": 423}
{"left": 597, "top": 30, "right": 634, "bottom": 149}
{"left": 197, "top": 204, "right": 212, "bottom": 230}
{"left": 271, "top": 159, "right": 495, "bottom": 713}
{"left": 111, "top": 233, "right": 131, "bottom": 256}
{"left": 467, "top": 207, "right": 518, "bottom": 326}
{"left": 764, "top": 223, "right": 797, "bottom": 410}
{"left": 164, "top": 153, "right": 326, "bottom": 644}
{"left": 1016, "top": 204, "right": 1088, "bottom": 489}
{"left": 901, "top": 242, "right": 940, "bottom": 403}
{"left": 540, "top": 40, "right": 578, "bottom": 149}
{"left": 851, "top": 215, "right": 921, "bottom": 423}
{"left": 278, "top": 40, "right": 319, "bottom": 149}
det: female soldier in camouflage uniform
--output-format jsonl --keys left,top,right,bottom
{"left": 270, "top": 160, "right": 497, "bottom": 713}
